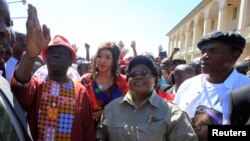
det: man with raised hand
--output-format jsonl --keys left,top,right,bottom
{"left": 11, "top": 4, "right": 95, "bottom": 141}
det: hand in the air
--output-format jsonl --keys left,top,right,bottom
{"left": 26, "top": 4, "right": 51, "bottom": 58}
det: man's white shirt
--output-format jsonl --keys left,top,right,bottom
{"left": 174, "top": 69, "right": 250, "bottom": 124}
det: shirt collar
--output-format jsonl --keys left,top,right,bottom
{"left": 8, "top": 56, "right": 18, "bottom": 64}
{"left": 223, "top": 68, "right": 238, "bottom": 89}
{"left": 148, "top": 90, "right": 160, "bottom": 108}
{"left": 122, "top": 90, "right": 160, "bottom": 108}
{"left": 203, "top": 68, "right": 239, "bottom": 89}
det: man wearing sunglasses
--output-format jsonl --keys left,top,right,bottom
{"left": 96, "top": 55, "right": 198, "bottom": 141}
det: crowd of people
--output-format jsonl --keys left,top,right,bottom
{"left": 0, "top": 1, "right": 250, "bottom": 141}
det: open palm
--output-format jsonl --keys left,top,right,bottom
{"left": 26, "top": 4, "right": 51, "bottom": 58}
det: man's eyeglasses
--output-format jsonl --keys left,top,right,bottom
{"left": 128, "top": 70, "right": 151, "bottom": 78}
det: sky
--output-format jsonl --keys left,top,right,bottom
{"left": 7, "top": 0, "right": 202, "bottom": 58}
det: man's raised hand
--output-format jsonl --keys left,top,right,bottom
{"left": 26, "top": 4, "right": 51, "bottom": 58}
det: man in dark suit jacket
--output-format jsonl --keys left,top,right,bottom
{"left": 229, "top": 84, "right": 250, "bottom": 125}
{"left": 0, "top": 76, "right": 33, "bottom": 140}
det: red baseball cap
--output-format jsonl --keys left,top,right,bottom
{"left": 41, "top": 35, "right": 76, "bottom": 62}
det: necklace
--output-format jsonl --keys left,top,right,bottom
{"left": 96, "top": 76, "right": 114, "bottom": 91}
{"left": 93, "top": 81, "right": 123, "bottom": 105}
{"left": 98, "top": 84, "right": 105, "bottom": 91}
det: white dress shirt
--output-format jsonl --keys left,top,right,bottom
{"left": 174, "top": 69, "right": 250, "bottom": 124}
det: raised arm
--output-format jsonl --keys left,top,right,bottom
{"left": 130, "top": 40, "right": 137, "bottom": 56}
{"left": 118, "top": 40, "right": 125, "bottom": 50}
{"left": 15, "top": 4, "right": 51, "bottom": 83}
{"left": 169, "top": 48, "right": 178, "bottom": 60}
{"left": 85, "top": 43, "right": 90, "bottom": 61}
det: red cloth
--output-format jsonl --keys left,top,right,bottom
{"left": 118, "top": 59, "right": 128, "bottom": 66}
{"left": 157, "top": 89, "right": 175, "bottom": 102}
{"left": 11, "top": 76, "right": 95, "bottom": 141}
{"left": 81, "top": 73, "right": 129, "bottom": 111}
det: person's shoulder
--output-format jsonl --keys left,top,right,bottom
{"left": 104, "top": 96, "right": 124, "bottom": 110}
{"left": 109, "top": 96, "right": 124, "bottom": 105}
{"left": 231, "top": 69, "right": 250, "bottom": 86}
{"left": 72, "top": 80, "right": 89, "bottom": 92}
{"left": 11, "top": 75, "right": 42, "bottom": 87}
{"left": 188, "top": 73, "right": 203, "bottom": 81}
{"left": 178, "top": 74, "right": 203, "bottom": 90}
{"left": 183, "top": 73, "right": 202, "bottom": 84}
{"left": 156, "top": 95, "right": 186, "bottom": 116}
{"left": 236, "top": 71, "right": 250, "bottom": 81}
{"left": 115, "top": 74, "right": 128, "bottom": 87}
{"left": 165, "top": 101, "right": 179, "bottom": 112}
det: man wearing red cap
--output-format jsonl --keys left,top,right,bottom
{"left": 11, "top": 4, "right": 95, "bottom": 141}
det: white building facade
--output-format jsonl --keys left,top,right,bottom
{"left": 166, "top": 0, "right": 250, "bottom": 62}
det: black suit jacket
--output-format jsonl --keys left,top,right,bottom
{"left": 0, "top": 76, "right": 33, "bottom": 140}
{"left": 230, "top": 84, "right": 250, "bottom": 125}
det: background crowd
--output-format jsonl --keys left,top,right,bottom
{"left": 0, "top": 0, "right": 250, "bottom": 141}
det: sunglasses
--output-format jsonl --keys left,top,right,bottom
{"left": 128, "top": 70, "right": 152, "bottom": 78}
